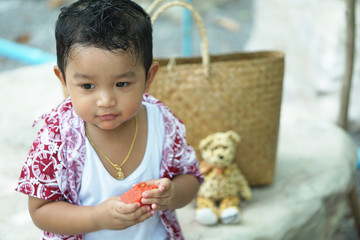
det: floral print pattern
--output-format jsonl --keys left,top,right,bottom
{"left": 16, "top": 94, "right": 203, "bottom": 240}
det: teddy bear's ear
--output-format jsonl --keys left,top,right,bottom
{"left": 226, "top": 130, "right": 241, "bottom": 143}
{"left": 199, "top": 135, "right": 213, "bottom": 150}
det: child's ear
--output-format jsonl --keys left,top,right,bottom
{"left": 54, "top": 65, "right": 69, "bottom": 98}
{"left": 144, "top": 62, "right": 159, "bottom": 93}
{"left": 54, "top": 65, "right": 66, "bottom": 87}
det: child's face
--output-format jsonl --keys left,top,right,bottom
{"left": 55, "top": 46, "right": 156, "bottom": 131}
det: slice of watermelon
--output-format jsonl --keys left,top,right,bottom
{"left": 120, "top": 182, "right": 158, "bottom": 205}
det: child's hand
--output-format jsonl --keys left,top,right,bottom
{"left": 93, "top": 196, "right": 154, "bottom": 230}
{"left": 141, "top": 178, "right": 175, "bottom": 211}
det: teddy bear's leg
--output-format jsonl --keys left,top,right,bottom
{"left": 219, "top": 196, "right": 241, "bottom": 224}
{"left": 195, "top": 196, "right": 218, "bottom": 225}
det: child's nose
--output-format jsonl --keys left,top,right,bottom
{"left": 97, "top": 91, "right": 116, "bottom": 108}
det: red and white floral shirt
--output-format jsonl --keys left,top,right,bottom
{"left": 16, "top": 93, "right": 203, "bottom": 240}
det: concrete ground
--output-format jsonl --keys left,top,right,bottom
{"left": 1, "top": 0, "right": 360, "bottom": 239}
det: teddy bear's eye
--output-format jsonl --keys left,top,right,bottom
{"left": 213, "top": 146, "right": 222, "bottom": 151}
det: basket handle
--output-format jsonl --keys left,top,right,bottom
{"left": 147, "top": 0, "right": 167, "bottom": 15}
{"left": 150, "top": 1, "right": 210, "bottom": 76}
{"left": 147, "top": 0, "right": 188, "bottom": 15}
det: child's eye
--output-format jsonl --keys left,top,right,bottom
{"left": 116, "top": 82, "right": 129, "bottom": 88}
{"left": 81, "top": 83, "right": 95, "bottom": 89}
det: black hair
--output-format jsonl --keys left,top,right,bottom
{"left": 55, "top": 0, "right": 153, "bottom": 80}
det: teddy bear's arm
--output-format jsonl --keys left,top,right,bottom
{"left": 230, "top": 165, "right": 252, "bottom": 201}
{"left": 199, "top": 161, "right": 212, "bottom": 175}
{"left": 238, "top": 174, "right": 252, "bottom": 201}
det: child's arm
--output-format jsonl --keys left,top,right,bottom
{"left": 141, "top": 174, "right": 200, "bottom": 210}
{"left": 28, "top": 195, "right": 155, "bottom": 235}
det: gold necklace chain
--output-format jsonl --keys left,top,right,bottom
{"left": 85, "top": 115, "right": 138, "bottom": 180}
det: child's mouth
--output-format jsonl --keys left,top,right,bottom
{"left": 99, "top": 114, "right": 117, "bottom": 121}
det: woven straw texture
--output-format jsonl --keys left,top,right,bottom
{"left": 151, "top": 52, "right": 284, "bottom": 186}
{"left": 149, "top": 1, "right": 285, "bottom": 186}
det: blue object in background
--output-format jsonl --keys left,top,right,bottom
{"left": 181, "top": 0, "right": 192, "bottom": 56}
{"left": 1, "top": 1, "right": 193, "bottom": 63}
{"left": 0, "top": 38, "right": 56, "bottom": 65}
{"left": 357, "top": 148, "right": 360, "bottom": 170}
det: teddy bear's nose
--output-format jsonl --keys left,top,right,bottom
{"left": 219, "top": 156, "right": 224, "bottom": 159}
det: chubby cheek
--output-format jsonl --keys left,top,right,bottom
{"left": 124, "top": 96, "right": 143, "bottom": 116}
{"left": 71, "top": 98, "right": 94, "bottom": 121}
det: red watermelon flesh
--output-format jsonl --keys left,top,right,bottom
{"left": 120, "top": 182, "right": 158, "bottom": 205}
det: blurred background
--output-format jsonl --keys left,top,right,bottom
{"left": 0, "top": 0, "right": 359, "bottom": 239}
{"left": 1, "top": 0, "right": 359, "bottom": 130}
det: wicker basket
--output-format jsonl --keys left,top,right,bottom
{"left": 149, "top": 1, "right": 285, "bottom": 186}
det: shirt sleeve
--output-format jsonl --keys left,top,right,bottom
{"left": 15, "top": 124, "right": 64, "bottom": 201}
{"left": 160, "top": 106, "right": 204, "bottom": 183}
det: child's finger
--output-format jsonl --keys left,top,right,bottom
{"left": 156, "top": 178, "right": 171, "bottom": 191}
{"left": 134, "top": 208, "right": 156, "bottom": 223}
{"left": 119, "top": 205, "right": 151, "bottom": 220}
{"left": 117, "top": 206, "right": 154, "bottom": 229}
{"left": 150, "top": 202, "right": 168, "bottom": 211}
{"left": 141, "top": 195, "right": 171, "bottom": 208}
{"left": 114, "top": 202, "right": 140, "bottom": 215}
{"left": 142, "top": 188, "right": 162, "bottom": 198}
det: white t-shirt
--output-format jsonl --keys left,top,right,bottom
{"left": 79, "top": 102, "right": 167, "bottom": 240}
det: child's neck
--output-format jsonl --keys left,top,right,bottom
{"left": 85, "top": 117, "right": 135, "bottom": 142}
{"left": 83, "top": 106, "right": 148, "bottom": 179}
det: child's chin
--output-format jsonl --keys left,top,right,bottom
{"left": 103, "top": 126, "right": 118, "bottom": 131}
{"left": 98, "top": 122, "right": 118, "bottom": 131}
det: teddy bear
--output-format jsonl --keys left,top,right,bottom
{"left": 195, "top": 130, "right": 252, "bottom": 225}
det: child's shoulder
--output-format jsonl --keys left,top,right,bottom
{"left": 33, "top": 97, "right": 79, "bottom": 128}
{"left": 143, "top": 93, "right": 184, "bottom": 125}
{"left": 33, "top": 98, "right": 83, "bottom": 146}
{"left": 143, "top": 94, "right": 187, "bottom": 140}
